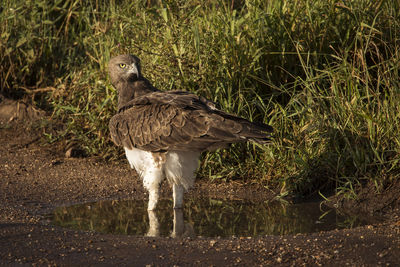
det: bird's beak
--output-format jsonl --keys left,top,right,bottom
{"left": 128, "top": 63, "right": 139, "bottom": 81}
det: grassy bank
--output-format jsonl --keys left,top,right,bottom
{"left": 1, "top": 0, "right": 399, "bottom": 198}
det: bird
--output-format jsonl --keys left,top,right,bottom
{"left": 108, "top": 54, "right": 273, "bottom": 211}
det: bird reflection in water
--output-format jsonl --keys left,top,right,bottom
{"left": 51, "top": 199, "right": 372, "bottom": 237}
{"left": 146, "top": 209, "right": 194, "bottom": 238}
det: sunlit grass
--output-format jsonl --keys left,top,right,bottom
{"left": 1, "top": 0, "right": 399, "bottom": 198}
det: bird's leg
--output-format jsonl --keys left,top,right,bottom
{"left": 146, "top": 210, "right": 160, "bottom": 237}
{"left": 171, "top": 208, "right": 184, "bottom": 238}
{"left": 173, "top": 184, "right": 185, "bottom": 209}
{"left": 147, "top": 187, "right": 160, "bottom": 211}
{"left": 143, "top": 169, "right": 164, "bottom": 211}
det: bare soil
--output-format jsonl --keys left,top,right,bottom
{"left": 1, "top": 99, "right": 400, "bottom": 266}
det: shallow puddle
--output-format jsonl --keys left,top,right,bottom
{"left": 51, "top": 198, "right": 374, "bottom": 238}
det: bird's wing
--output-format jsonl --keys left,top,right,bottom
{"left": 117, "top": 91, "right": 217, "bottom": 112}
{"left": 109, "top": 91, "right": 272, "bottom": 152}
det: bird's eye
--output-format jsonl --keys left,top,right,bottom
{"left": 119, "top": 63, "right": 126, "bottom": 69}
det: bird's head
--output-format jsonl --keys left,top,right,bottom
{"left": 108, "top": 54, "right": 141, "bottom": 86}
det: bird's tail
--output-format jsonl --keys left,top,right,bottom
{"left": 241, "top": 120, "right": 273, "bottom": 144}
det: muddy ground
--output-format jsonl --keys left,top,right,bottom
{"left": 0, "top": 100, "right": 400, "bottom": 266}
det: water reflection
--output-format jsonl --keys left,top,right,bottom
{"left": 51, "top": 198, "right": 373, "bottom": 237}
{"left": 146, "top": 209, "right": 194, "bottom": 237}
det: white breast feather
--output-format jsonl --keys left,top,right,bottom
{"left": 124, "top": 147, "right": 200, "bottom": 190}
{"left": 164, "top": 151, "right": 200, "bottom": 190}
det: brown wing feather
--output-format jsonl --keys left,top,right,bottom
{"left": 109, "top": 91, "right": 273, "bottom": 152}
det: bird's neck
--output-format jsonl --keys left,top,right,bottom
{"left": 116, "top": 78, "right": 158, "bottom": 110}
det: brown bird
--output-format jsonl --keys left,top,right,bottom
{"left": 108, "top": 54, "right": 273, "bottom": 210}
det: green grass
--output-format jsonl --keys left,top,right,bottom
{"left": 1, "top": 0, "right": 399, "bottom": 199}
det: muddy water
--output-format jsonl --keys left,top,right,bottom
{"left": 51, "top": 198, "right": 373, "bottom": 238}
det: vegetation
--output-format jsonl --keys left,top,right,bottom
{"left": 1, "top": 0, "right": 399, "bottom": 198}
